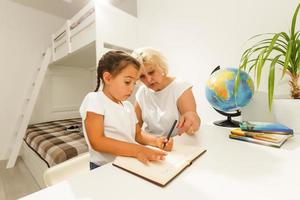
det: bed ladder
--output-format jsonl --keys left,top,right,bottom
{"left": 6, "top": 48, "right": 52, "bottom": 168}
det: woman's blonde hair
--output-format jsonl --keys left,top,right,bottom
{"left": 132, "top": 47, "right": 169, "bottom": 75}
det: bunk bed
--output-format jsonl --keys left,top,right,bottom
{"left": 20, "top": 1, "right": 138, "bottom": 188}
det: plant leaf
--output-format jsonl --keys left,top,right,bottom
{"left": 295, "top": 31, "right": 300, "bottom": 41}
{"left": 295, "top": 41, "right": 300, "bottom": 72}
{"left": 268, "top": 55, "right": 280, "bottom": 110}
{"left": 256, "top": 48, "right": 267, "bottom": 88}
{"left": 280, "top": 32, "right": 290, "bottom": 41}
{"left": 263, "top": 33, "right": 280, "bottom": 60}
{"left": 234, "top": 69, "right": 241, "bottom": 97}
{"left": 249, "top": 59, "right": 259, "bottom": 72}
{"left": 241, "top": 40, "right": 271, "bottom": 59}
{"left": 247, "top": 33, "right": 275, "bottom": 41}
{"left": 282, "top": 40, "right": 293, "bottom": 78}
{"left": 239, "top": 56, "right": 248, "bottom": 70}
{"left": 291, "top": 3, "right": 300, "bottom": 39}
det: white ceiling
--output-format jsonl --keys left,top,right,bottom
{"left": 10, "top": 0, "right": 137, "bottom": 19}
{"left": 10, "top": 0, "right": 92, "bottom": 19}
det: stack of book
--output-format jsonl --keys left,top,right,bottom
{"left": 229, "top": 121, "right": 293, "bottom": 148}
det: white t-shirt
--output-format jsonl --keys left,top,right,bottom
{"left": 79, "top": 91, "right": 137, "bottom": 165}
{"left": 135, "top": 78, "right": 192, "bottom": 136}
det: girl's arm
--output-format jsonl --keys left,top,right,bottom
{"left": 134, "top": 102, "right": 144, "bottom": 128}
{"left": 135, "top": 101, "right": 173, "bottom": 151}
{"left": 134, "top": 102, "right": 159, "bottom": 146}
{"left": 85, "top": 112, "right": 166, "bottom": 163}
{"left": 177, "top": 88, "right": 201, "bottom": 135}
{"left": 135, "top": 124, "right": 173, "bottom": 151}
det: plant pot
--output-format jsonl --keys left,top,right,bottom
{"left": 273, "top": 99, "right": 300, "bottom": 134}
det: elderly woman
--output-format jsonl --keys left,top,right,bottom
{"left": 132, "top": 47, "right": 201, "bottom": 137}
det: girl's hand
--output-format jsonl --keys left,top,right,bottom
{"left": 156, "top": 136, "right": 173, "bottom": 151}
{"left": 135, "top": 146, "right": 167, "bottom": 164}
{"left": 177, "top": 111, "right": 200, "bottom": 135}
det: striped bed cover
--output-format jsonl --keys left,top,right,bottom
{"left": 24, "top": 118, "right": 88, "bottom": 167}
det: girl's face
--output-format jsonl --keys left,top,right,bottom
{"left": 103, "top": 64, "right": 139, "bottom": 103}
{"left": 139, "top": 64, "right": 166, "bottom": 91}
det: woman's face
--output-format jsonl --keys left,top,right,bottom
{"left": 139, "top": 64, "right": 166, "bottom": 91}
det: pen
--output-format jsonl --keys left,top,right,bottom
{"left": 163, "top": 120, "right": 177, "bottom": 149}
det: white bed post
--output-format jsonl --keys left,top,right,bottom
{"left": 94, "top": 2, "right": 104, "bottom": 63}
{"left": 6, "top": 48, "right": 52, "bottom": 168}
{"left": 51, "top": 34, "right": 56, "bottom": 62}
{"left": 66, "top": 20, "right": 72, "bottom": 54}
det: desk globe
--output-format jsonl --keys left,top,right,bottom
{"left": 205, "top": 67, "right": 254, "bottom": 127}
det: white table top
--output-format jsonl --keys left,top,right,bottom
{"left": 20, "top": 125, "right": 300, "bottom": 200}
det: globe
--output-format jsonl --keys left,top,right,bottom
{"left": 205, "top": 67, "right": 254, "bottom": 127}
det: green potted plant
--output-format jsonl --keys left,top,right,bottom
{"left": 237, "top": 3, "right": 299, "bottom": 109}
{"left": 235, "top": 3, "right": 300, "bottom": 132}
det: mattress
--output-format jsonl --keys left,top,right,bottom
{"left": 24, "top": 118, "right": 88, "bottom": 167}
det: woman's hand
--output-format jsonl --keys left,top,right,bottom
{"left": 135, "top": 146, "right": 167, "bottom": 164}
{"left": 177, "top": 111, "right": 201, "bottom": 135}
{"left": 155, "top": 136, "right": 173, "bottom": 151}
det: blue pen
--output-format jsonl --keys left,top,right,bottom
{"left": 163, "top": 120, "right": 177, "bottom": 149}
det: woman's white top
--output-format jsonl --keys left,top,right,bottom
{"left": 135, "top": 78, "right": 192, "bottom": 136}
{"left": 79, "top": 91, "right": 137, "bottom": 165}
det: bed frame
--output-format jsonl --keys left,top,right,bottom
{"left": 20, "top": 1, "right": 138, "bottom": 188}
{"left": 21, "top": 141, "right": 48, "bottom": 188}
{"left": 51, "top": 1, "right": 136, "bottom": 66}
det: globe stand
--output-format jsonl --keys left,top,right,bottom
{"left": 213, "top": 108, "right": 241, "bottom": 127}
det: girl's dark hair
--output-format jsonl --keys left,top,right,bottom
{"left": 94, "top": 50, "right": 141, "bottom": 92}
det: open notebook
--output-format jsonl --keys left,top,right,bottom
{"left": 112, "top": 144, "right": 206, "bottom": 186}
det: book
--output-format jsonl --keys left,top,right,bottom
{"left": 112, "top": 144, "right": 206, "bottom": 187}
{"left": 231, "top": 128, "right": 288, "bottom": 143}
{"left": 229, "top": 131, "right": 293, "bottom": 148}
{"left": 239, "top": 121, "right": 293, "bottom": 134}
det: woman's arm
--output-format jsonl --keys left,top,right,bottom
{"left": 85, "top": 112, "right": 166, "bottom": 163}
{"left": 177, "top": 88, "right": 201, "bottom": 135}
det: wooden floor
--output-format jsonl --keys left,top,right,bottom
{"left": 0, "top": 158, "right": 40, "bottom": 200}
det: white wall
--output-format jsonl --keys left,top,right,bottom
{"left": 30, "top": 66, "right": 94, "bottom": 124}
{"left": 0, "top": 0, "right": 65, "bottom": 160}
{"left": 136, "top": 0, "right": 299, "bottom": 124}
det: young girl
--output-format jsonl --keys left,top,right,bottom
{"left": 79, "top": 51, "right": 173, "bottom": 170}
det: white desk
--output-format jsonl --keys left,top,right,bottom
{"left": 21, "top": 125, "right": 300, "bottom": 200}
